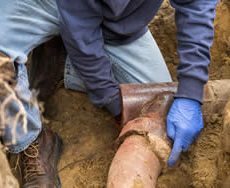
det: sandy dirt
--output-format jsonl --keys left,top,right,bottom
{"left": 0, "top": 144, "right": 19, "bottom": 188}
{"left": 1, "top": 0, "right": 228, "bottom": 187}
{"left": 41, "top": 1, "right": 230, "bottom": 188}
{"left": 46, "top": 91, "right": 230, "bottom": 188}
{"left": 149, "top": 0, "right": 230, "bottom": 81}
{"left": 45, "top": 90, "right": 118, "bottom": 187}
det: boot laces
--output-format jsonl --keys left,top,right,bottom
{"left": 22, "top": 141, "right": 45, "bottom": 181}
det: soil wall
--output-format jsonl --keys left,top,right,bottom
{"left": 150, "top": 0, "right": 230, "bottom": 81}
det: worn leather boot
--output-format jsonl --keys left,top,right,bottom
{"left": 19, "top": 127, "right": 63, "bottom": 188}
{"left": 29, "top": 37, "right": 67, "bottom": 102}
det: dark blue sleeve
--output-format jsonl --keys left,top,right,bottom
{"left": 170, "top": 0, "right": 218, "bottom": 102}
{"left": 56, "top": 0, "right": 121, "bottom": 116}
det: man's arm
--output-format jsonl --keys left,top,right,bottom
{"left": 56, "top": 0, "right": 121, "bottom": 116}
{"left": 170, "top": 0, "right": 218, "bottom": 101}
{"left": 167, "top": 0, "right": 218, "bottom": 166}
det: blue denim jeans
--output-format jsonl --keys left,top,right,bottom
{"left": 64, "top": 30, "right": 172, "bottom": 91}
{"left": 0, "top": 0, "right": 172, "bottom": 153}
{"left": 2, "top": 64, "right": 42, "bottom": 153}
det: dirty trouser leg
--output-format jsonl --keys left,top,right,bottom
{"left": 0, "top": 0, "right": 59, "bottom": 153}
{"left": 3, "top": 64, "right": 42, "bottom": 153}
{"left": 64, "top": 30, "right": 172, "bottom": 92}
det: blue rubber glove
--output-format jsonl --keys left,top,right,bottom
{"left": 167, "top": 98, "right": 203, "bottom": 167}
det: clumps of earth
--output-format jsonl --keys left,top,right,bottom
{"left": 0, "top": 0, "right": 229, "bottom": 187}
{"left": 47, "top": 1, "right": 229, "bottom": 187}
{"left": 45, "top": 90, "right": 230, "bottom": 188}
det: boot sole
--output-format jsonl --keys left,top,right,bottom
{"left": 53, "top": 133, "right": 64, "bottom": 188}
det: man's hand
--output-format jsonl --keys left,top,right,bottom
{"left": 167, "top": 98, "right": 203, "bottom": 167}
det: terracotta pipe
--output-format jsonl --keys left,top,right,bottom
{"left": 107, "top": 92, "right": 173, "bottom": 188}
{"left": 120, "top": 80, "right": 230, "bottom": 125}
{"left": 107, "top": 80, "right": 230, "bottom": 188}
{"left": 107, "top": 136, "right": 161, "bottom": 188}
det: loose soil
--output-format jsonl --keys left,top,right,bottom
{"left": 1, "top": 0, "right": 228, "bottom": 187}
{"left": 43, "top": 1, "right": 230, "bottom": 188}
{"left": 0, "top": 144, "right": 19, "bottom": 188}
{"left": 149, "top": 0, "right": 230, "bottom": 81}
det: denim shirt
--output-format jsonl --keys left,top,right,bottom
{"left": 56, "top": 0, "right": 218, "bottom": 116}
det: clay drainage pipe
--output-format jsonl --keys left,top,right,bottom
{"left": 107, "top": 80, "right": 230, "bottom": 188}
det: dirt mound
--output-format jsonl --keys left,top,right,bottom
{"left": 150, "top": 0, "right": 230, "bottom": 81}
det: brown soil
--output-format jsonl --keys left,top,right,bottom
{"left": 1, "top": 0, "right": 228, "bottom": 187}
{"left": 46, "top": 90, "right": 119, "bottom": 187}
{"left": 42, "top": 1, "right": 230, "bottom": 188}
{"left": 46, "top": 91, "right": 230, "bottom": 188}
{"left": 0, "top": 145, "right": 19, "bottom": 188}
{"left": 150, "top": 0, "right": 230, "bottom": 81}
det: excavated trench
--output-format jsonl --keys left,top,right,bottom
{"left": 53, "top": 1, "right": 230, "bottom": 187}
{"left": 46, "top": 87, "right": 230, "bottom": 188}
{"left": 0, "top": 0, "right": 229, "bottom": 187}
{"left": 44, "top": 1, "right": 230, "bottom": 187}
